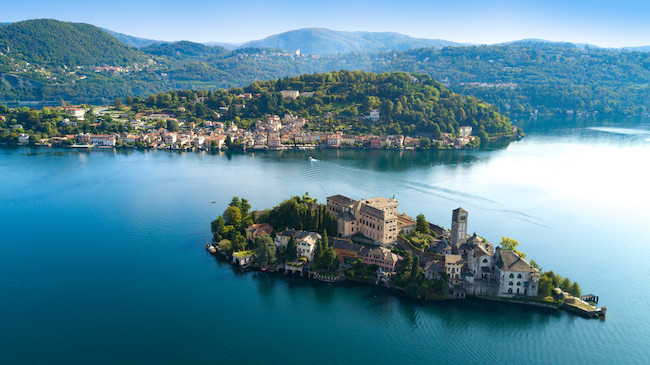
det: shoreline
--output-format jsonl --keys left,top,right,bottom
{"left": 206, "top": 244, "right": 604, "bottom": 319}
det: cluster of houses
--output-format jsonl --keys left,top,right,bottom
{"left": 233, "top": 195, "right": 540, "bottom": 300}
{"left": 18, "top": 103, "right": 479, "bottom": 149}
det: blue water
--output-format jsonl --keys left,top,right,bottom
{"left": 1, "top": 122, "right": 649, "bottom": 364}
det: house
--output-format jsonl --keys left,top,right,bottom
{"left": 458, "top": 126, "right": 473, "bottom": 137}
{"left": 327, "top": 195, "right": 399, "bottom": 245}
{"left": 17, "top": 133, "right": 29, "bottom": 145}
{"left": 396, "top": 212, "right": 417, "bottom": 234}
{"left": 444, "top": 254, "right": 465, "bottom": 284}
{"left": 89, "top": 135, "right": 116, "bottom": 147}
{"left": 245, "top": 223, "right": 274, "bottom": 242}
{"left": 63, "top": 106, "right": 85, "bottom": 120}
{"left": 330, "top": 238, "right": 364, "bottom": 264}
{"left": 268, "top": 137, "right": 282, "bottom": 149}
{"left": 494, "top": 248, "right": 540, "bottom": 297}
{"left": 424, "top": 259, "right": 445, "bottom": 280}
{"left": 280, "top": 90, "right": 300, "bottom": 99}
{"left": 368, "top": 109, "right": 380, "bottom": 122}
{"left": 162, "top": 133, "right": 177, "bottom": 144}
{"left": 232, "top": 250, "right": 254, "bottom": 267}
{"left": 362, "top": 247, "right": 401, "bottom": 272}
{"left": 274, "top": 230, "right": 321, "bottom": 262}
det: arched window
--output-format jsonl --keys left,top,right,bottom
{"left": 483, "top": 258, "right": 488, "bottom": 263}
{"left": 508, "top": 288, "right": 513, "bottom": 294}
{"left": 509, "top": 273, "right": 514, "bottom": 278}
{"left": 517, "top": 282, "right": 521, "bottom": 286}
{"left": 509, "top": 281, "right": 513, "bottom": 286}
{"left": 517, "top": 273, "right": 522, "bottom": 279}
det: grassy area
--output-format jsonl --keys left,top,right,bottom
{"left": 233, "top": 250, "right": 254, "bottom": 258}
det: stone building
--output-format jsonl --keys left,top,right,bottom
{"left": 494, "top": 248, "right": 540, "bottom": 297}
{"left": 326, "top": 195, "right": 399, "bottom": 245}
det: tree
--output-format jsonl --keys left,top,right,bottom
{"left": 321, "top": 246, "right": 337, "bottom": 271}
{"left": 499, "top": 236, "right": 526, "bottom": 259}
{"left": 255, "top": 235, "right": 276, "bottom": 267}
{"left": 225, "top": 135, "right": 232, "bottom": 148}
{"left": 113, "top": 98, "right": 123, "bottom": 110}
{"left": 416, "top": 213, "right": 429, "bottom": 234}
{"left": 538, "top": 274, "right": 554, "bottom": 297}
{"left": 231, "top": 232, "right": 247, "bottom": 252}
{"left": 321, "top": 229, "right": 329, "bottom": 249}
{"left": 166, "top": 119, "right": 179, "bottom": 132}
{"left": 409, "top": 256, "right": 420, "bottom": 282}
{"left": 419, "top": 137, "right": 431, "bottom": 149}
{"left": 223, "top": 206, "right": 242, "bottom": 227}
{"left": 285, "top": 234, "right": 297, "bottom": 261}
{"left": 211, "top": 216, "right": 225, "bottom": 238}
{"left": 559, "top": 277, "right": 572, "bottom": 291}
{"left": 569, "top": 281, "right": 582, "bottom": 297}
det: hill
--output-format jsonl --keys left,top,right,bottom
{"left": 0, "top": 19, "right": 143, "bottom": 66}
{"left": 101, "top": 28, "right": 163, "bottom": 48}
{"left": 142, "top": 41, "right": 229, "bottom": 59}
{"left": 242, "top": 28, "right": 463, "bottom": 55}
{"left": 137, "top": 70, "right": 512, "bottom": 139}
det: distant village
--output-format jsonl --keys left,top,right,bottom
{"left": 208, "top": 194, "right": 606, "bottom": 318}
{"left": 12, "top": 102, "right": 486, "bottom": 150}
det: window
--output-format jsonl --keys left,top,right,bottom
{"left": 509, "top": 281, "right": 513, "bottom": 286}
{"left": 509, "top": 273, "right": 514, "bottom": 278}
{"left": 517, "top": 273, "right": 522, "bottom": 279}
{"left": 517, "top": 282, "right": 521, "bottom": 286}
{"left": 508, "top": 288, "right": 513, "bottom": 294}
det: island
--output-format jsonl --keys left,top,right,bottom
{"left": 208, "top": 194, "right": 606, "bottom": 319}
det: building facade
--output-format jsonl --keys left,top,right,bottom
{"left": 326, "top": 195, "right": 399, "bottom": 245}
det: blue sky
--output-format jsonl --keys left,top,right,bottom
{"left": 2, "top": 0, "right": 649, "bottom": 47}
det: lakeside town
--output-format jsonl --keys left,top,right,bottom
{"left": 208, "top": 194, "right": 606, "bottom": 319}
{"left": 3, "top": 101, "right": 509, "bottom": 150}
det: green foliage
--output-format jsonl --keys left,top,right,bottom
{"left": 499, "top": 236, "right": 526, "bottom": 259}
{"left": 538, "top": 274, "right": 554, "bottom": 297}
{"left": 570, "top": 281, "right": 582, "bottom": 297}
{"left": 285, "top": 234, "right": 297, "bottom": 261}
{"left": 260, "top": 195, "right": 336, "bottom": 234}
{"left": 223, "top": 206, "right": 242, "bottom": 227}
{"left": 254, "top": 235, "right": 276, "bottom": 267}
{"left": 0, "top": 19, "right": 142, "bottom": 67}
{"left": 539, "top": 271, "right": 583, "bottom": 298}
{"left": 344, "top": 258, "right": 377, "bottom": 283}
{"left": 416, "top": 213, "right": 429, "bottom": 234}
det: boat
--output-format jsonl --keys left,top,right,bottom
{"left": 206, "top": 243, "right": 217, "bottom": 254}
{"left": 308, "top": 156, "right": 316, "bottom": 161}
{"left": 210, "top": 200, "right": 216, "bottom": 203}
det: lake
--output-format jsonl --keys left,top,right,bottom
{"left": 1, "top": 119, "right": 649, "bottom": 364}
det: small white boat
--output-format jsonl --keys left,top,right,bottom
{"left": 210, "top": 200, "right": 216, "bottom": 203}
{"left": 308, "top": 156, "right": 316, "bottom": 161}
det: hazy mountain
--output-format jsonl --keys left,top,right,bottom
{"left": 241, "top": 28, "right": 465, "bottom": 55}
{"left": 203, "top": 41, "right": 242, "bottom": 50}
{"left": 101, "top": 28, "right": 163, "bottom": 48}
{"left": 496, "top": 38, "right": 600, "bottom": 49}
{"left": 0, "top": 19, "right": 143, "bottom": 66}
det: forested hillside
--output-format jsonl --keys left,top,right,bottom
{"left": 128, "top": 70, "right": 512, "bottom": 137}
{"left": 1, "top": 19, "right": 649, "bottom": 119}
{"left": 0, "top": 19, "right": 143, "bottom": 66}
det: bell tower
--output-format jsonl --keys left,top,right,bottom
{"left": 451, "top": 208, "right": 468, "bottom": 249}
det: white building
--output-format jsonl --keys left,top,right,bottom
{"left": 494, "top": 248, "right": 540, "bottom": 297}
{"left": 274, "top": 230, "right": 321, "bottom": 262}
{"left": 89, "top": 135, "right": 116, "bottom": 146}
{"left": 17, "top": 133, "right": 29, "bottom": 144}
{"left": 280, "top": 90, "right": 300, "bottom": 99}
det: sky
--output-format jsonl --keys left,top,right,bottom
{"left": 2, "top": 0, "right": 650, "bottom": 47}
